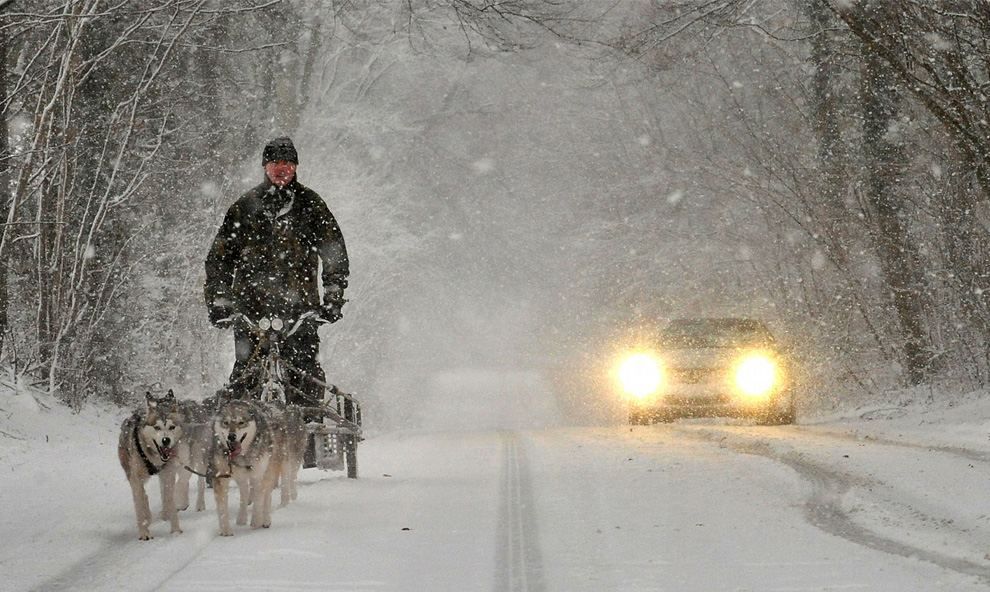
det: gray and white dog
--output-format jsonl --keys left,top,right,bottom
{"left": 211, "top": 399, "right": 287, "bottom": 535}
{"left": 279, "top": 404, "right": 307, "bottom": 506}
{"left": 175, "top": 398, "right": 214, "bottom": 513}
{"left": 118, "top": 391, "right": 186, "bottom": 540}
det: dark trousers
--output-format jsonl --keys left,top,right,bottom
{"left": 227, "top": 323, "right": 326, "bottom": 405}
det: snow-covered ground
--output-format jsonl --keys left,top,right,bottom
{"left": 3, "top": 379, "right": 990, "bottom": 591}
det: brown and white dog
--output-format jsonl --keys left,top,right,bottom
{"left": 211, "top": 399, "right": 287, "bottom": 535}
{"left": 117, "top": 391, "right": 185, "bottom": 540}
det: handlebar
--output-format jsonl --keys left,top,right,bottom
{"left": 217, "top": 310, "right": 327, "bottom": 337}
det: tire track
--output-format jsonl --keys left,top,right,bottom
{"left": 27, "top": 520, "right": 218, "bottom": 592}
{"left": 679, "top": 426, "right": 990, "bottom": 584}
{"left": 495, "top": 431, "right": 545, "bottom": 592}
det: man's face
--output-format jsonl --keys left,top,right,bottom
{"left": 265, "top": 160, "right": 297, "bottom": 187}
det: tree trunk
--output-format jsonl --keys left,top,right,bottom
{"left": 937, "top": 151, "right": 990, "bottom": 374}
{"left": 860, "top": 23, "right": 930, "bottom": 385}
{"left": 0, "top": 26, "right": 8, "bottom": 357}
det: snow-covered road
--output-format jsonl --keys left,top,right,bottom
{"left": 4, "top": 396, "right": 990, "bottom": 591}
{"left": 522, "top": 424, "right": 990, "bottom": 591}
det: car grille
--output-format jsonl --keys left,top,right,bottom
{"left": 669, "top": 367, "right": 720, "bottom": 384}
{"left": 663, "top": 394, "right": 730, "bottom": 406}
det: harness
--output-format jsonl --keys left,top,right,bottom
{"left": 215, "top": 459, "right": 254, "bottom": 479}
{"left": 183, "top": 433, "right": 252, "bottom": 480}
{"left": 132, "top": 416, "right": 162, "bottom": 476}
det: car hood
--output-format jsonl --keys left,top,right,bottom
{"left": 661, "top": 347, "right": 760, "bottom": 368}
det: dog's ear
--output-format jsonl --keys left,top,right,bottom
{"left": 145, "top": 391, "right": 156, "bottom": 409}
{"left": 165, "top": 389, "right": 175, "bottom": 400}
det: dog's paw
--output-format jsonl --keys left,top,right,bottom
{"left": 176, "top": 503, "right": 190, "bottom": 512}
{"left": 138, "top": 533, "right": 153, "bottom": 541}
{"left": 219, "top": 529, "right": 233, "bottom": 537}
{"left": 171, "top": 526, "right": 183, "bottom": 535}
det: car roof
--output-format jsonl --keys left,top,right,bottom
{"left": 663, "top": 317, "right": 771, "bottom": 332}
{"left": 658, "top": 318, "right": 776, "bottom": 345}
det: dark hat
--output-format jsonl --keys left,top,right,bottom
{"left": 262, "top": 136, "right": 299, "bottom": 165}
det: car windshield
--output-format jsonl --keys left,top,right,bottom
{"left": 659, "top": 318, "right": 774, "bottom": 349}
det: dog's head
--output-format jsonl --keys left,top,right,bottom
{"left": 214, "top": 400, "right": 259, "bottom": 460}
{"left": 141, "top": 390, "right": 183, "bottom": 463}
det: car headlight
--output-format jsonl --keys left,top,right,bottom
{"left": 734, "top": 353, "right": 778, "bottom": 399}
{"left": 618, "top": 353, "right": 663, "bottom": 399}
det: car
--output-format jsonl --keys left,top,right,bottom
{"left": 617, "top": 318, "right": 796, "bottom": 425}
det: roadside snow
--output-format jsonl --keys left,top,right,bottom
{"left": 806, "top": 386, "right": 990, "bottom": 453}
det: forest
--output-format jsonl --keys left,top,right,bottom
{"left": 2, "top": 1, "right": 990, "bottom": 425}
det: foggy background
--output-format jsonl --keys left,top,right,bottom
{"left": 4, "top": 1, "right": 990, "bottom": 429}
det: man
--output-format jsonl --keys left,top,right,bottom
{"left": 204, "top": 136, "right": 349, "bottom": 418}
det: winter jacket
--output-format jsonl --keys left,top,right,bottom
{"left": 204, "top": 178, "right": 349, "bottom": 322}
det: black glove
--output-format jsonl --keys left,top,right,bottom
{"left": 320, "top": 300, "right": 344, "bottom": 324}
{"left": 209, "top": 305, "right": 235, "bottom": 328}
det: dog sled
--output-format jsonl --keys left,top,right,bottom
{"left": 221, "top": 310, "right": 363, "bottom": 479}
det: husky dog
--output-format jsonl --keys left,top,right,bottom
{"left": 212, "top": 399, "right": 286, "bottom": 535}
{"left": 118, "top": 391, "right": 185, "bottom": 540}
{"left": 278, "top": 405, "right": 307, "bottom": 506}
{"left": 175, "top": 398, "right": 213, "bottom": 513}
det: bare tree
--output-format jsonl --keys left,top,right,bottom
{"left": 0, "top": 1, "right": 293, "bottom": 401}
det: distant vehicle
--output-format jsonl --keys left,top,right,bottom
{"left": 617, "top": 318, "right": 796, "bottom": 425}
